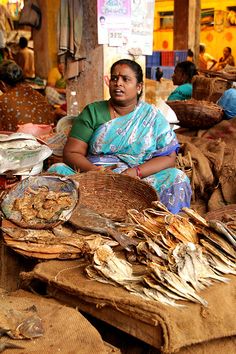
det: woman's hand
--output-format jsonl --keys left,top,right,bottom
{"left": 121, "top": 167, "right": 139, "bottom": 178}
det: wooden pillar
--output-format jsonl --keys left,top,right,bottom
{"left": 76, "top": 0, "right": 104, "bottom": 110}
{"left": 33, "top": 0, "right": 60, "bottom": 79}
{"left": 173, "top": 0, "right": 201, "bottom": 62}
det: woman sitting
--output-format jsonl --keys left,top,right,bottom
{"left": 50, "top": 59, "right": 192, "bottom": 213}
{"left": 217, "top": 88, "right": 236, "bottom": 119}
{"left": 167, "top": 61, "right": 198, "bottom": 101}
{"left": 0, "top": 60, "right": 54, "bottom": 131}
{"left": 214, "top": 47, "right": 235, "bottom": 71}
{"left": 45, "top": 58, "right": 66, "bottom": 106}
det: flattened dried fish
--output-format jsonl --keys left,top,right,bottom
{"left": 0, "top": 305, "right": 44, "bottom": 340}
{"left": 200, "top": 227, "right": 236, "bottom": 259}
{"left": 165, "top": 215, "right": 198, "bottom": 244}
{"left": 182, "top": 207, "right": 209, "bottom": 227}
{"left": 0, "top": 342, "right": 24, "bottom": 352}
{"left": 143, "top": 287, "right": 184, "bottom": 307}
{"left": 208, "top": 220, "right": 236, "bottom": 249}
{"left": 172, "top": 243, "right": 229, "bottom": 291}
{"left": 70, "top": 205, "right": 138, "bottom": 251}
{"left": 149, "top": 262, "right": 208, "bottom": 306}
{"left": 93, "top": 245, "right": 142, "bottom": 286}
{"left": 200, "top": 239, "right": 236, "bottom": 267}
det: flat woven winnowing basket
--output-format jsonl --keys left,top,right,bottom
{"left": 73, "top": 171, "right": 159, "bottom": 221}
{"left": 167, "top": 99, "right": 224, "bottom": 129}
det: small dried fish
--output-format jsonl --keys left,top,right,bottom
{"left": 0, "top": 305, "right": 44, "bottom": 340}
{"left": 171, "top": 243, "right": 229, "bottom": 291}
{"left": 149, "top": 262, "right": 208, "bottom": 306}
{"left": 208, "top": 220, "right": 236, "bottom": 249}
{"left": 182, "top": 207, "right": 209, "bottom": 227}
{"left": 0, "top": 342, "right": 24, "bottom": 352}
{"left": 152, "top": 201, "right": 172, "bottom": 213}
{"left": 165, "top": 215, "right": 198, "bottom": 244}
{"left": 93, "top": 245, "right": 142, "bottom": 286}
{"left": 70, "top": 205, "right": 138, "bottom": 251}
{"left": 143, "top": 287, "right": 184, "bottom": 307}
{"left": 200, "top": 227, "right": 236, "bottom": 259}
{"left": 205, "top": 252, "right": 236, "bottom": 275}
{"left": 200, "top": 239, "right": 236, "bottom": 267}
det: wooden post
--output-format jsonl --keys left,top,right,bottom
{"left": 173, "top": 0, "right": 201, "bottom": 63}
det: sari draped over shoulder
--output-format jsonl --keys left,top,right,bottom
{"left": 49, "top": 101, "right": 191, "bottom": 213}
{"left": 87, "top": 101, "right": 191, "bottom": 213}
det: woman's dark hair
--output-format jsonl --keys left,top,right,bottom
{"left": 110, "top": 59, "right": 143, "bottom": 99}
{"left": 199, "top": 45, "right": 205, "bottom": 53}
{"left": 0, "top": 60, "right": 23, "bottom": 86}
{"left": 175, "top": 61, "right": 198, "bottom": 82}
{"left": 187, "top": 49, "right": 194, "bottom": 57}
{"left": 19, "top": 36, "right": 28, "bottom": 49}
{"left": 225, "top": 46, "right": 232, "bottom": 54}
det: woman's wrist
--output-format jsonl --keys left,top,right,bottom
{"left": 135, "top": 166, "right": 142, "bottom": 178}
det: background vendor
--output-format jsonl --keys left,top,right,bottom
{"left": 45, "top": 57, "right": 67, "bottom": 106}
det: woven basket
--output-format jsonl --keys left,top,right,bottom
{"left": 1, "top": 175, "right": 78, "bottom": 229}
{"left": 205, "top": 204, "right": 236, "bottom": 221}
{"left": 167, "top": 99, "right": 224, "bottom": 129}
{"left": 73, "top": 171, "right": 159, "bottom": 221}
{"left": 192, "top": 76, "right": 231, "bottom": 103}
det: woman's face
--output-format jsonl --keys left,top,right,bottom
{"left": 172, "top": 67, "right": 185, "bottom": 86}
{"left": 223, "top": 47, "right": 230, "bottom": 58}
{"left": 109, "top": 64, "right": 142, "bottom": 106}
{"left": 58, "top": 62, "right": 65, "bottom": 75}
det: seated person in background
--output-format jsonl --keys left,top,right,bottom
{"left": 0, "top": 60, "right": 54, "bottom": 131}
{"left": 186, "top": 49, "right": 194, "bottom": 62}
{"left": 198, "top": 44, "right": 217, "bottom": 70}
{"left": 15, "top": 36, "right": 35, "bottom": 79}
{"left": 167, "top": 61, "right": 198, "bottom": 101}
{"left": 45, "top": 58, "right": 66, "bottom": 106}
{"left": 0, "top": 46, "right": 13, "bottom": 63}
{"left": 214, "top": 47, "right": 235, "bottom": 71}
{"left": 217, "top": 88, "right": 236, "bottom": 119}
{"left": 49, "top": 59, "right": 192, "bottom": 213}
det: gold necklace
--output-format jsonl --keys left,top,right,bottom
{"left": 110, "top": 102, "right": 120, "bottom": 119}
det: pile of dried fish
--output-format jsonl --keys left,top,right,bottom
{"left": 1, "top": 175, "right": 78, "bottom": 228}
{"left": 86, "top": 202, "right": 236, "bottom": 307}
{"left": 1, "top": 220, "right": 119, "bottom": 259}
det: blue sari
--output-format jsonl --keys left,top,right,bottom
{"left": 49, "top": 101, "right": 192, "bottom": 213}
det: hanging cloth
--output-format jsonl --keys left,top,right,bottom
{"left": 18, "top": 0, "right": 42, "bottom": 30}
{"left": 58, "top": 0, "right": 84, "bottom": 60}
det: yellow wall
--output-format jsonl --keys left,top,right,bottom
{"left": 154, "top": 0, "right": 236, "bottom": 61}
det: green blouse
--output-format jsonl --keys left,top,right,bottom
{"left": 70, "top": 100, "right": 111, "bottom": 143}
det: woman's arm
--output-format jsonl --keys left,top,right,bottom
{"left": 63, "top": 137, "right": 99, "bottom": 172}
{"left": 122, "top": 151, "right": 176, "bottom": 178}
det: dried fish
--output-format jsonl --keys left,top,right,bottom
{"left": 149, "top": 262, "right": 208, "bottom": 306}
{"left": 0, "top": 305, "right": 44, "bottom": 340}
{"left": 171, "top": 243, "right": 229, "bottom": 291}
{"left": 205, "top": 252, "right": 236, "bottom": 275}
{"left": 200, "top": 226, "right": 236, "bottom": 259}
{"left": 165, "top": 215, "right": 198, "bottom": 244}
{"left": 182, "top": 207, "right": 209, "bottom": 227}
{"left": 208, "top": 220, "right": 236, "bottom": 249}
{"left": 93, "top": 245, "right": 142, "bottom": 286}
{"left": 0, "top": 342, "right": 24, "bottom": 352}
{"left": 70, "top": 205, "right": 138, "bottom": 251}
{"left": 151, "top": 201, "right": 171, "bottom": 213}
{"left": 144, "top": 275, "right": 186, "bottom": 302}
{"left": 143, "top": 287, "right": 184, "bottom": 307}
{"left": 200, "top": 239, "right": 236, "bottom": 267}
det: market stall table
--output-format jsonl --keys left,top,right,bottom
{"left": 21, "top": 258, "right": 236, "bottom": 354}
